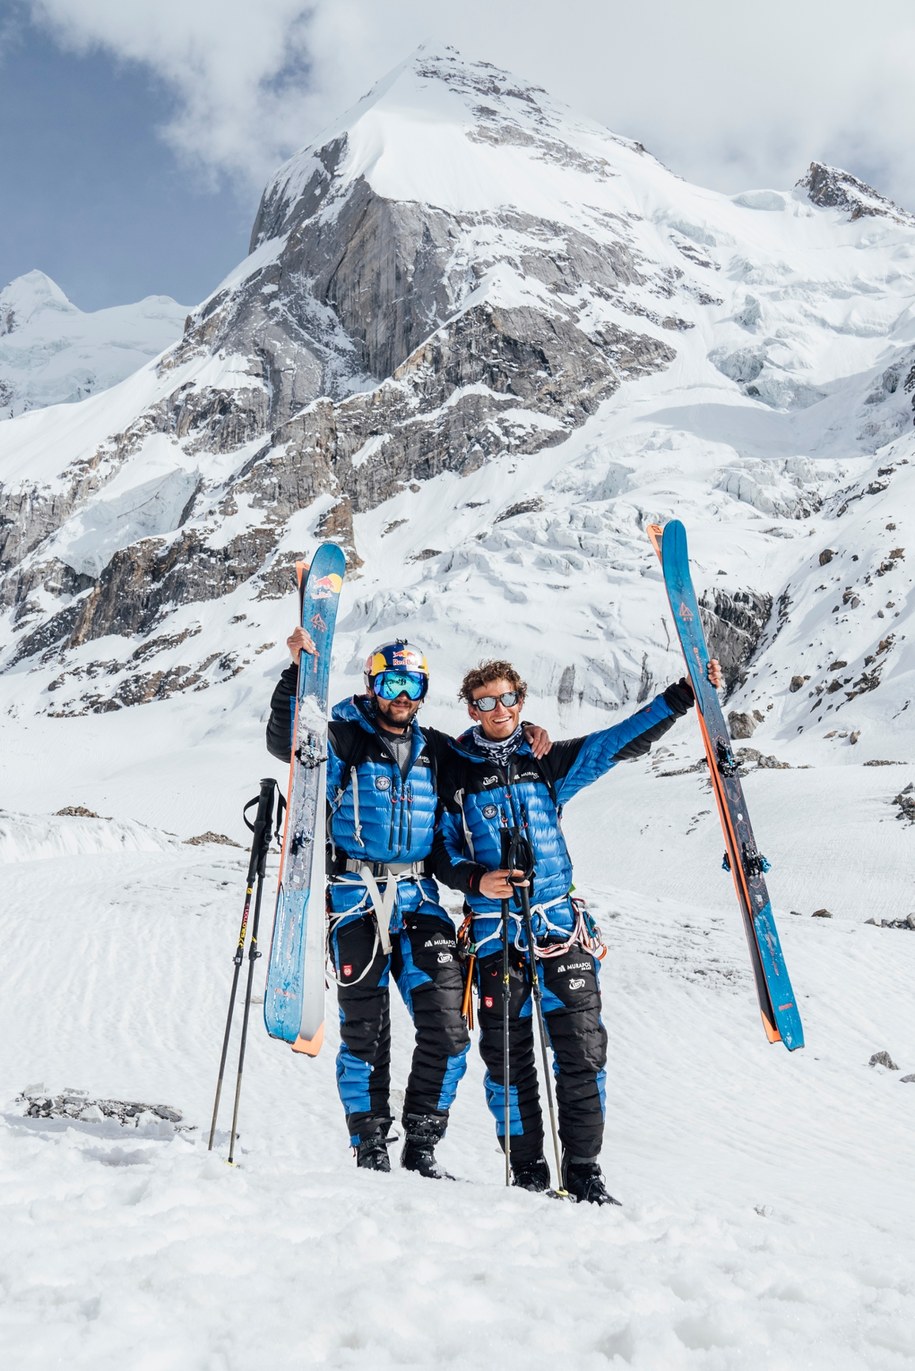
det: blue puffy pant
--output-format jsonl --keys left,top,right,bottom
{"left": 475, "top": 939, "right": 607, "bottom": 1164}
{"left": 328, "top": 877, "right": 470, "bottom": 1146}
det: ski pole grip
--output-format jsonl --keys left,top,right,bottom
{"left": 506, "top": 831, "right": 534, "bottom": 884}
{"left": 242, "top": 779, "right": 277, "bottom": 882}
{"left": 253, "top": 779, "right": 277, "bottom": 878}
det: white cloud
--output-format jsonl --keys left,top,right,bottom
{"left": 29, "top": 0, "right": 323, "bottom": 186}
{"left": 29, "top": 0, "right": 915, "bottom": 209}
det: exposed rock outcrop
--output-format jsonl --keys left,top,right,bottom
{"left": 698, "top": 587, "right": 773, "bottom": 690}
{"left": 798, "top": 162, "right": 915, "bottom": 227}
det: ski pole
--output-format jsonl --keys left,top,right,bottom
{"left": 208, "top": 778, "right": 280, "bottom": 1156}
{"left": 227, "top": 780, "right": 284, "bottom": 1164}
{"left": 508, "top": 831, "right": 567, "bottom": 1197}
{"left": 501, "top": 896, "right": 512, "bottom": 1187}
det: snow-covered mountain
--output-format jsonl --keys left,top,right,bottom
{"left": 0, "top": 270, "right": 187, "bottom": 418}
{"left": 2, "top": 46, "right": 915, "bottom": 1368}
{"left": 0, "top": 45, "right": 912, "bottom": 767}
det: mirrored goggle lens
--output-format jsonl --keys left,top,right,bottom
{"left": 374, "top": 670, "right": 426, "bottom": 701}
{"left": 473, "top": 691, "right": 519, "bottom": 712}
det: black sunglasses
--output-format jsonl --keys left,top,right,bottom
{"left": 472, "top": 691, "right": 519, "bottom": 712}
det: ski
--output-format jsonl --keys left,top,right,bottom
{"left": 264, "top": 543, "right": 346, "bottom": 1056}
{"left": 648, "top": 519, "right": 804, "bottom": 1051}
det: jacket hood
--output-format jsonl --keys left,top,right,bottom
{"left": 331, "top": 695, "right": 380, "bottom": 733}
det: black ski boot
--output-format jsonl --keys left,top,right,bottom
{"left": 355, "top": 1130, "right": 391, "bottom": 1172}
{"left": 511, "top": 1155, "right": 551, "bottom": 1193}
{"left": 400, "top": 1114, "right": 454, "bottom": 1180}
{"left": 562, "top": 1154, "right": 621, "bottom": 1207}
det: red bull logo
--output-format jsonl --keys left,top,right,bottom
{"left": 392, "top": 648, "right": 423, "bottom": 669}
{"left": 311, "top": 573, "right": 343, "bottom": 599}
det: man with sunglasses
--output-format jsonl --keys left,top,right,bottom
{"left": 433, "top": 655, "right": 721, "bottom": 1206}
{"left": 267, "top": 630, "right": 550, "bottom": 1179}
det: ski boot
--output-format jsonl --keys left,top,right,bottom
{"left": 511, "top": 1155, "right": 551, "bottom": 1193}
{"left": 400, "top": 1114, "right": 454, "bottom": 1180}
{"left": 562, "top": 1153, "right": 621, "bottom": 1207}
{"left": 355, "top": 1130, "right": 391, "bottom": 1172}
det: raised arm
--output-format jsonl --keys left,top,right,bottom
{"left": 542, "top": 680, "right": 696, "bottom": 805}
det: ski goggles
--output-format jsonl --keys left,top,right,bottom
{"left": 373, "top": 670, "right": 427, "bottom": 701}
{"left": 471, "top": 691, "right": 519, "bottom": 712}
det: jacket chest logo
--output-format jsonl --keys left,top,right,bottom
{"left": 482, "top": 803, "right": 498, "bottom": 819}
{"left": 375, "top": 776, "right": 391, "bottom": 791}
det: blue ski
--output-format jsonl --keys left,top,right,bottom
{"left": 264, "top": 543, "right": 346, "bottom": 1056}
{"left": 648, "top": 520, "right": 804, "bottom": 1051}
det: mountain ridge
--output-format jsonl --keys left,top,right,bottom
{"left": 0, "top": 45, "right": 912, "bottom": 780}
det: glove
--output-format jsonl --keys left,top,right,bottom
{"left": 662, "top": 678, "right": 695, "bottom": 716}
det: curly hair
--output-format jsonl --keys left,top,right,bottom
{"left": 458, "top": 659, "right": 528, "bottom": 705}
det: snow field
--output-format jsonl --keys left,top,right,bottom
{"left": 2, "top": 777, "right": 915, "bottom": 1369}
{"left": 3, "top": 45, "right": 915, "bottom": 1371}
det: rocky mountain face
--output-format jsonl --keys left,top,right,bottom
{"left": 798, "top": 162, "right": 915, "bottom": 227}
{"left": 0, "top": 47, "right": 913, "bottom": 758}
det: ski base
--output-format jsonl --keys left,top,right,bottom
{"left": 263, "top": 544, "right": 346, "bottom": 1055}
{"left": 649, "top": 519, "right": 804, "bottom": 1051}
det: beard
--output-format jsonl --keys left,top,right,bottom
{"left": 374, "top": 696, "right": 421, "bottom": 731}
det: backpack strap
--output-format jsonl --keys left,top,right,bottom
{"left": 327, "top": 721, "right": 372, "bottom": 859}
{"left": 509, "top": 749, "right": 562, "bottom": 817}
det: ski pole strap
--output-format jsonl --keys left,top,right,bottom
{"left": 506, "top": 830, "right": 534, "bottom": 882}
{"left": 242, "top": 795, "right": 259, "bottom": 832}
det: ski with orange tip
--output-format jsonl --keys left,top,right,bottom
{"left": 264, "top": 543, "right": 345, "bottom": 1056}
{"left": 648, "top": 519, "right": 803, "bottom": 1051}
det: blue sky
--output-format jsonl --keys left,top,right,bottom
{"left": 3, "top": 0, "right": 915, "bottom": 313}
{"left": 0, "top": 26, "right": 252, "bottom": 310}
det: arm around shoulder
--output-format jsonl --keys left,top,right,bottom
{"left": 431, "top": 813, "right": 489, "bottom": 897}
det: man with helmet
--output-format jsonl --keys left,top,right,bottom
{"left": 267, "top": 627, "right": 549, "bottom": 1178}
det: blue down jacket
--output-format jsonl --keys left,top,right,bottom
{"left": 266, "top": 664, "right": 449, "bottom": 867}
{"left": 325, "top": 697, "right": 447, "bottom": 865}
{"left": 432, "top": 685, "right": 692, "bottom": 945}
